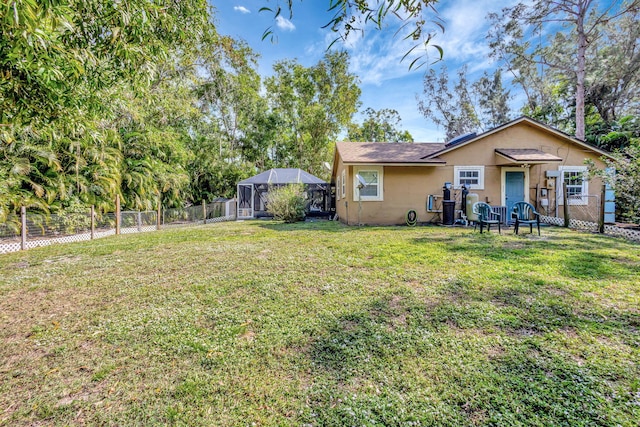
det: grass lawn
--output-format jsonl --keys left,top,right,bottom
{"left": 1, "top": 221, "right": 639, "bottom": 426}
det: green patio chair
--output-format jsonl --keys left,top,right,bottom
{"left": 472, "top": 202, "right": 501, "bottom": 234}
{"left": 511, "top": 201, "right": 541, "bottom": 236}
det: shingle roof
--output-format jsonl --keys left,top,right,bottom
{"left": 238, "top": 168, "right": 326, "bottom": 185}
{"left": 336, "top": 142, "right": 446, "bottom": 164}
{"left": 495, "top": 148, "right": 563, "bottom": 162}
{"left": 430, "top": 116, "right": 612, "bottom": 159}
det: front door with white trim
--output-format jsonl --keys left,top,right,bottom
{"left": 505, "top": 171, "right": 525, "bottom": 215}
{"left": 502, "top": 167, "right": 529, "bottom": 222}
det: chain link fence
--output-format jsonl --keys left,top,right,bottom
{"left": 0, "top": 199, "right": 236, "bottom": 254}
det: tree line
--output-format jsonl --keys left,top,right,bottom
{"left": 0, "top": 1, "right": 388, "bottom": 224}
{"left": 1, "top": 0, "right": 638, "bottom": 224}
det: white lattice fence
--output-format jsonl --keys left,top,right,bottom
{"left": 569, "top": 219, "right": 599, "bottom": 232}
{"left": 540, "top": 215, "right": 564, "bottom": 226}
{"left": 207, "top": 215, "right": 236, "bottom": 223}
{"left": 540, "top": 215, "right": 640, "bottom": 242}
{"left": 604, "top": 225, "right": 640, "bottom": 241}
{"left": 0, "top": 242, "right": 21, "bottom": 254}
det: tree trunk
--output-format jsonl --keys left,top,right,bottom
{"left": 575, "top": 4, "right": 588, "bottom": 141}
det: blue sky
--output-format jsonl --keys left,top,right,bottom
{"left": 213, "top": 0, "right": 521, "bottom": 142}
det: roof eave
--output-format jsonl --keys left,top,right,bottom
{"left": 495, "top": 151, "right": 563, "bottom": 165}
{"left": 342, "top": 161, "right": 446, "bottom": 166}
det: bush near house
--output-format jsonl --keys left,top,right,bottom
{"left": 266, "top": 183, "right": 306, "bottom": 223}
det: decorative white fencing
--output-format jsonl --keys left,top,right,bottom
{"left": 540, "top": 215, "right": 640, "bottom": 242}
{"left": 0, "top": 199, "right": 237, "bottom": 254}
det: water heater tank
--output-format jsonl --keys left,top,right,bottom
{"left": 466, "top": 193, "right": 479, "bottom": 221}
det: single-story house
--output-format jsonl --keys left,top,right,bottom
{"left": 332, "top": 116, "right": 613, "bottom": 226}
{"left": 237, "top": 168, "right": 330, "bottom": 219}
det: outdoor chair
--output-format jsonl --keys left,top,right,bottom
{"left": 472, "top": 202, "right": 501, "bottom": 234}
{"left": 511, "top": 201, "right": 541, "bottom": 236}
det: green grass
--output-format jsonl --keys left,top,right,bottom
{"left": 1, "top": 221, "right": 639, "bottom": 426}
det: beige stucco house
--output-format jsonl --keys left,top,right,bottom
{"left": 332, "top": 116, "right": 612, "bottom": 226}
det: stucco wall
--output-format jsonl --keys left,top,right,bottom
{"left": 334, "top": 121, "right": 609, "bottom": 225}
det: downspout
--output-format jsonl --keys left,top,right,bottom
{"left": 345, "top": 201, "right": 349, "bottom": 225}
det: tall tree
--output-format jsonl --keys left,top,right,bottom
{"left": 265, "top": 51, "right": 361, "bottom": 176}
{"left": 472, "top": 69, "right": 512, "bottom": 129}
{"left": 0, "top": 0, "right": 247, "bottom": 218}
{"left": 585, "top": 7, "right": 640, "bottom": 125}
{"left": 417, "top": 65, "right": 481, "bottom": 140}
{"left": 488, "top": 0, "right": 640, "bottom": 140}
{"left": 0, "top": 0, "right": 212, "bottom": 127}
{"left": 347, "top": 108, "right": 414, "bottom": 142}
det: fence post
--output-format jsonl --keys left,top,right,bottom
{"left": 203, "top": 200, "right": 207, "bottom": 224}
{"left": 20, "top": 206, "right": 26, "bottom": 250}
{"left": 598, "top": 184, "right": 606, "bottom": 234}
{"left": 157, "top": 201, "right": 161, "bottom": 231}
{"left": 137, "top": 211, "right": 142, "bottom": 232}
{"left": 90, "top": 205, "right": 95, "bottom": 240}
{"left": 115, "top": 194, "right": 121, "bottom": 235}
{"left": 563, "top": 182, "right": 570, "bottom": 228}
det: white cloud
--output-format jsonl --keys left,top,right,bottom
{"left": 327, "top": 0, "right": 523, "bottom": 86}
{"left": 276, "top": 16, "right": 296, "bottom": 31}
{"left": 344, "top": 30, "right": 428, "bottom": 86}
{"left": 233, "top": 6, "right": 250, "bottom": 14}
{"left": 435, "top": 0, "right": 523, "bottom": 64}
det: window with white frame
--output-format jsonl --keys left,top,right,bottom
{"left": 353, "top": 166, "right": 383, "bottom": 201}
{"left": 559, "top": 166, "right": 588, "bottom": 205}
{"left": 341, "top": 170, "right": 346, "bottom": 198}
{"left": 454, "top": 166, "right": 484, "bottom": 189}
{"left": 336, "top": 175, "right": 341, "bottom": 200}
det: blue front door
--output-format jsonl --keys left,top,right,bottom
{"left": 505, "top": 171, "right": 525, "bottom": 221}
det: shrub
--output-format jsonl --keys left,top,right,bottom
{"left": 588, "top": 140, "right": 640, "bottom": 224}
{"left": 266, "top": 184, "right": 306, "bottom": 223}
{"left": 59, "top": 201, "right": 92, "bottom": 234}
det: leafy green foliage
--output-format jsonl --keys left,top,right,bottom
{"left": 265, "top": 184, "right": 306, "bottom": 223}
{"left": 265, "top": 51, "right": 361, "bottom": 178}
{"left": 588, "top": 136, "right": 640, "bottom": 224}
{"left": 347, "top": 108, "right": 414, "bottom": 142}
{"left": 417, "top": 65, "right": 481, "bottom": 140}
{"left": 487, "top": 0, "right": 640, "bottom": 140}
{"left": 0, "top": 0, "right": 269, "bottom": 217}
{"left": 587, "top": 115, "right": 640, "bottom": 152}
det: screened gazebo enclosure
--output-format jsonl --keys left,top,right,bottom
{"left": 237, "top": 168, "right": 331, "bottom": 219}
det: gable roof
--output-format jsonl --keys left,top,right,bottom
{"left": 336, "top": 141, "right": 446, "bottom": 165}
{"left": 421, "top": 116, "right": 612, "bottom": 159}
{"left": 238, "top": 168, "right": 326, "bottom": 185}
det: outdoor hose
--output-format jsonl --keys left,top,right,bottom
{"left": 406, "top": 209, "right": 417, "bottom": 226}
